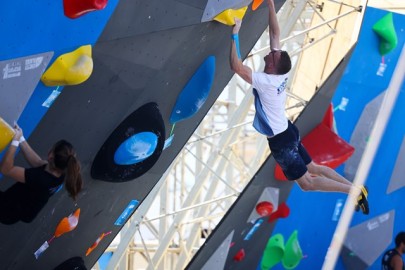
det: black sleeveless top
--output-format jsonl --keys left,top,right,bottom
{"left": 382, "top": 249, "right": 404, "bottom": 270}
{"left": 25, "top": 165, "right": 64, "bottom": 197}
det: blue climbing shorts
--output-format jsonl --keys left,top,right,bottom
{"left": 267, "top": 121, "right": 312, "bottom": 180}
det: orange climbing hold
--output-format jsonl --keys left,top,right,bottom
{"left": 86, "top": 231, "right": 112, "bottom": 256}
{"left": 63, "top": 0, "right": 108, "bottom": 19}
{"left": 54, "top": 208, "right": 81, "bottom": 237}
{"left": 252, "top": 0, "right": 264, "bottom": 11}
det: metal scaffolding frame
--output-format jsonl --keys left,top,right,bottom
{"left": 100, "top": 1, "right": 367, "bottom": 269}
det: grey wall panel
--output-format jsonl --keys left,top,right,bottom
{"left": 201, "top": 0, "right": 283, "bottom": 23}
{"left": 98, "top": 0, "right": 205, "bottom": 42}
{"left": 341, "top": 246, "right": 368, "bottom": 270}
{"left": 343, "top": 210, "right": 395, "bottom": 266}
{"left": 387, "top": 137, "right": 405, "bottom": 194}
{"left": 202, "top": 0, "right": 252, "bottom": 22}
{"left": 344, "top": 91, "right": 385, "bottom": 180}
{"left": 0, "top": 52, "right": 53, "bottom": 124}
{"left": 176, "top": 0, "right": 209, "bottom": 10}
{"left": 186, "top": 46, "right": 356, "bottom": 270}
{"left": 0, "top": 2, "right": 274, "bottom": 269}
{"left": 201, "top": 230, "right": 234, "bottom": 270}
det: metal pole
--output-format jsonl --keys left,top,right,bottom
{"left": 322, "top": 45, "right": 405, "bottom": 270}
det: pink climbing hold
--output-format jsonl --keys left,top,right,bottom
{"left": 63, "top": 0, "right": 108, "bottom": 19}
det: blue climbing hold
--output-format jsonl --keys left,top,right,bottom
{"left": 169, "top": 56, "right": 215, "bottom": 124}
{"left": 114, "top": 132, "right": 158, "bottom": 165}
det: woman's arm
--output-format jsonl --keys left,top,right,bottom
{"left": 20, "top": 140, "right": 47, "bottom": 167}
{"left": 0, "top": 127, "right": 26, "bottom": 182}
{"left": 16, "top": 124, "right": 47, "bottom": 168}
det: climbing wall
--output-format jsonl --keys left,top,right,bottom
{"left": 0, "top": 0, "right": 282, "bottom": 269}
{"left": 187, "top": 7, "right": 405, "bottom": 270}
{"left": 286, "top": 7, "right": 405, "bottom": 270}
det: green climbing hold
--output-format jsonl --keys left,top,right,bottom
{"left": 261, "top": 234, "right": 285, "bottom": 270}
{"left": 281, "top": 230, "right": 303, "bottom": 269}
{"left": 372, "top": 13, "right": 398, "bottom": 56}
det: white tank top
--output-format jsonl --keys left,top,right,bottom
{"left": 252, "top": 72, "right": 289, "bottom": 136}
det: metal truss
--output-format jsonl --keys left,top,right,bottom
{"left": 101, "top": 1, "right": 366, "bottom": 269}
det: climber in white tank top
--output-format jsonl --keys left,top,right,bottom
{"left": 228, "top": 0, "right": 369, "bottom": 215}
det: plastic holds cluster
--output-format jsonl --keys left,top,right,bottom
{"left": 261, "top": 230, "right": 303, "bottom": 269}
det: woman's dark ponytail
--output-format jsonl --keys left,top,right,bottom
{"left": 65, "top": 155, "right": 83, "bottom": 200}
{"left": 52, "top": 140, "right": 83, "bottom": 200}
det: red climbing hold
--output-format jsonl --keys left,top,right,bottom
{"left": 233, "top": 249, "right": 246, "bottom": 262}
{"left": 63, "top": 0, "right": 108, "bottom": 19}
{"left": 274, "top": 122, "right": 354, "bottom": 181}
{"left": 268, "top": 202, "right": 290, "bottom": 223}
{"left": 256, "top": 201, "right": 274, "bottom": 217}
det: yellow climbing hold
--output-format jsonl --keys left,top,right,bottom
{"left": 213, "top": 6, "right": 248, "bottom": 26}
{"left": 0, "top": 118, "right": 15, "bottom": 153}
{"left": 41, "top": 45, "right": 93, "bottom": 86}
